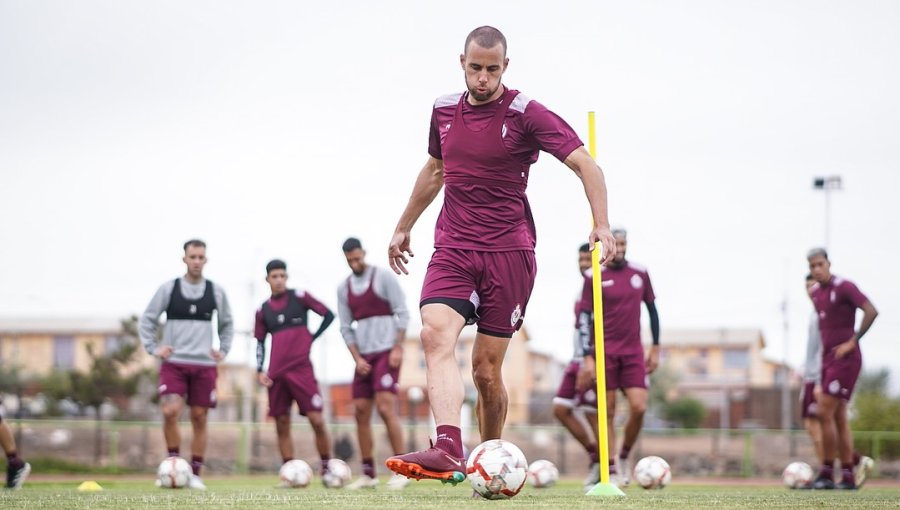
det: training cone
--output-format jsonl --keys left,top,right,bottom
{"left": 586, "top": 482, "right": 626, "bottom": 497}
{"left": 77, "top": 481, "right": 104, "bottom": 492}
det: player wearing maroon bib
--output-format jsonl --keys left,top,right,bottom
{"left": 552, "top": 244, "right": 601, "bottom": 488}
{"left": 386, "top": 26, "right": 616, "bottom": 485}
{"left": 576, "top": 229, "right": 660, "bottom": 488}
{"left": 807, "top": 248, "right": 878, "bottom": 490}
{"left": 254, "top": 259, "right": 337, "bottom": 485}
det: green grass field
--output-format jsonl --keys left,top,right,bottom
{"left": 2, "top": 478, "right": 898, "bottom": 509}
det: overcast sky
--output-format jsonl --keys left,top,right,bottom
{"left": 1, "top": 1, "right": 898, "bottom": 391}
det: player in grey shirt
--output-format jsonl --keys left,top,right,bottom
{"left": 139, "top": 239, "right": 233, "bottom": 489}
{"left": 801, "top": 274, "right": 823, "bottom": 469}
{"left": 337, "top": 237, "right": 410, "bottom": 490}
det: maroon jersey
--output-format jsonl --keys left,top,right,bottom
{"left": 254, "top": 290, "right": 331, "bottom": 378}
{"left": 810, "top": 276, "right": 868, "bottom": 361}
{"left": 346, "top": 268, "right": 393, "bottom": 320}
{"left": 578, "top": 262, "right": 655, "bottom": 356}
{"left": 428, "top": 87, "right": 583, "bottom": 251}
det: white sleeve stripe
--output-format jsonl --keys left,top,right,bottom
{"left": 434, "top": 92, "right": 463, "bottom": 109}
{"left": 510, "top": 92, "right": 532, "bottom": 113}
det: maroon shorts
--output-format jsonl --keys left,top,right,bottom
{"left": 420, "top": 248, "right": 537, "bottom": 338}
{"left": 556, "top": 360, "right": 594, "bottom": 408}
{"left": 821, "top": 354, "right": 862, "bottom": 402}
{"left": 267, "top": 364, "right": 324, "bottom": 417}
{"left": 351, "top": 349, "right": 400, "bottom": 399}
{"left": 800, "top": 381, "right": 818, "bottom": 418}
{"left": 159, "top": 362, "right": 218, "bottom": 408}
{"left": 605, "top": 352, "right": 647, "bottom": 391}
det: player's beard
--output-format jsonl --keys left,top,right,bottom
{"left": 469, "top": 83, "right": 500, "bottom": 103}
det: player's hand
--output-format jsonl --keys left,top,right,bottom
{"left": 646, "top": 346, "right": 660, "bottom": 374}
{"left": 589, "top": 226, "right": 616, "bottom": 266}
{"left": 388, "top": 231, "right": 414, "bottom": 275}
{"left": 210, "top": 349, "right": 225, "bottom": 362}
{"left": 576, "top": 356, "right": 596, "bottom": 392}
{"left": 389, "top": 344, "right": 403, "bottom": 369}
{"left": 257, "top": 372, "right": 273, "bottom": 387}
{"left": 156, "top": 345, "right": 174, "bottom": 359}
{"left": 832, "top": 336, "right": 858, "bottom": 359}
{"left": 355, "top": 357, "right": 372, "bottom": 376}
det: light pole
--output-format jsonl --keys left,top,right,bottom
{"left": 812, "top": 175, "right": 842, "bottom": 251}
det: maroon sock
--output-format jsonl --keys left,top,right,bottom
{"left": 191, "top": 456, "right": 203, "bottom": 476}
{"left": 609, "top": 459, "right": 618, "bottom": 475}
{"left": 841, "top": 468, "right": 855, "bottom": 485}
{"left": 167, "top": 447, "right": 180, "bottom": 458}
{"left": 819, "top": 460, "right": 834, "bottom": 480}
{"left": 282, "top": 456, "right": 293, "bottom": 463}
{"left": 320, "top": 456, "right": 330, "bottom": 475}
{"left": 362, "top": 458, "right": 375, "bottom": 479}
{"left": 434, "top": 425, "right": 464, "bottom": 459}
{"left": 852, "top": 452, "right": 861, "bottom": 467}
{"left": 619, "top": 444, "right": 632, "bottom": 460}
{"left": 587, "top": 444, "right": 599, "bottom": 464}
{"left": 6, "top": 452, "right": 23, "bottom": 470}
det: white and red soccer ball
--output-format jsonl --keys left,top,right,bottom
{"left": 279, "top": 459, "right": 314, "bottom": 488}
{"left": 527, "top": 459, "right": 559, "bottom": 488}
{"left": 467, "top": 439, "right": 529, "bottom": 499}
{"left": 157, "top": 456, "right": 192, "bottom": 489}
{"left": 634, "top": 455, "right": 672, "bottom": 489}
{"left": 322, "top": 458, "right": 352, "bottom": 488}
{"left": 782, "top": 461, "right": 814, "bottom": 489}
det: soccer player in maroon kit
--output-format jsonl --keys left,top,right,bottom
{"left": 1, "top": 416, "right": 29, "bottom": 488}
{"left": 576, "top": 229, "right": 659, "bottom": 488}
{"left": 386, "top": 26, "right": 616, "bottom": 484}
{"left": 553, "top": 244, "right": 601, "bottom": 488}
{"left": 254, "top": 259, "right": 337, "bottom": 485}
{"left": 807, "top": 248, "right": 878, "bottom": 490}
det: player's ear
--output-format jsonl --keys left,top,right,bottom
{"left": 503, "top": 57, "right": 509, "bottom": 71}
{"left": 459, "top": 53, "right": 466, "bottom": 70}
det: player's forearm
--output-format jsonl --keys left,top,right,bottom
{"left": 395, "top": 159, "right": 444, "bottom": 233}
{"left": 255, "top": 340, "right": 266, "bottom": 372}
{"left": 647, "top": 302, "right": 660, "bottom": 345}
{"left": 312, "top": 311, "right": 335, "bottom": 340}
{"left": 855, "top": 302, "right": 878, "bottom": 341}
{"left": 566, "top": 149, "right": 610, "bottom": 230}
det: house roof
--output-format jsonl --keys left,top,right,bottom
{"left": 0, "top": 317, "right": 125, "bottom": 335}
{"left": 658, "top": 328, "right": 766, "bottom": 349}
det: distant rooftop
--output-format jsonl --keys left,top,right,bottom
{"left": 659, "top": 328, "right": 765, "bottom": 349}
{"left": 0, "top": 317, "right": 126, "bottom": 335}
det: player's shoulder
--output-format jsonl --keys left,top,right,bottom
{"left": 508, "top": 89, "right": 534, "bottom": 114}
{"left": 625, "top": 261, "right": 650, "bottom": 274}
{"left": 434, "top": 92, "right": 463, "bottom": 109}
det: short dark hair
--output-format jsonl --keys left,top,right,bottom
{"left": 183, "top": 239, "right": 206, "bottom": 252}
{"left": 612, "top": 228, "right": 627, "bottom": 239}
{"left": 579, "top": 243, "right": 590, "bottom": 253}
{"left": 464, "top": 26, "right": 507, "bottom": 56}
{"left": 266, "top": 259, "right": 287, "bottom": 274}
{"left": 342, "top": 237, "right": 363, "bottom": 253}
{"left": 807, "top": 247, "right": 828, "bottom": 261}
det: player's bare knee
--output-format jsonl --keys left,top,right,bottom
{"left": 630, "top": 401, "right": 647, "bottom": 416}
{"left": 472, "top": 363, "right": 502, "bottom": 391}
{"left": 553, "top": 404, "right": 571, "bottom": 421}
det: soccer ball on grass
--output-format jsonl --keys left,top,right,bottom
{"left": 157, "top": 456, "right": 192, "bottom": 489}
{"left": 279, "top": 459, "right": 313, "bottom": 488}
{"left": 322, "top": 458, "right": 352, "bottom": 488}
{"left": 467, "top": 439, "right": 528, "bottom": 499}
{"left": 527, "top": 459, "right": 559, "bottom": 488}
{"left": 633, "top": 455, "right": 672, "bottom": 489}
{"left": 782, "top": 461, "right": 814, "bottom": 489}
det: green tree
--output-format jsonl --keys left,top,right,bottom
{"left": 665, "top": 397, "right": 706, "bottom": 429}
{"left": 851, "top": 369, "right": 900, "bottom": 457}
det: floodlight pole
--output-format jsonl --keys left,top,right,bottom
{"left": 812, "top": 175, "right": 842, "bottom": 251}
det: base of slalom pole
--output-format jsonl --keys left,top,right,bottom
{"left": 585, "top": 482, "right": 626, "bottom": 497}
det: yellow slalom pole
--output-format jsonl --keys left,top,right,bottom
{"left": 585, "top": 111, "right": 624, "bottom": 497}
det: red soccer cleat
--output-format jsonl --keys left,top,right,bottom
{"left": 385, "top": 446, "right": 467, "bottom": 485}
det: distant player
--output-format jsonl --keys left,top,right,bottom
{"left": 337, "top": 238, "right": 411, "bottom": 490}
{"left": 576, "top": 229, "right": 659, "bottom": 488}
{"left": 800, "top": 274, "right": 824, "bottom": 466}
{"left": 807, "top": 248, "right": 878, "bottom": 490}
{"left": 254, "top": 259, "right": 336, "bottom": 485}
{"left": 552, "top": 244, "right": 600, "bottom": 489}
{"left": 385, "top": 25, "right": 616, "bottom": 484}
{"left": 140, "top": 239, "right": 234, "bottom": 490}
{"left": 1, "top": 409, "right": 30, "bottom": 489}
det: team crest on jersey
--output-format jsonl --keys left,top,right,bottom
{"left": 510, "top": 304, "right": 522, "bottom": 326}
{"left": 630, "top": 274, "right": 643, "bottom": 289}
{"left": 501, "top": 123, "right": 508, "bottom": 138}
{"left": 189, "top": 304, "right": 197, "bottom": 315}
{"left": 277, "top": 313, "right": 285, "bottom": 324}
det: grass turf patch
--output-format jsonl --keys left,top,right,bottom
{"left": 2, "top": 478, "right": 899, "bottom": 509}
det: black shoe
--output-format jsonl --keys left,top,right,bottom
{"left": 796, "top": 482, "right": 814, "bottom": 490}
{"left": 5, "top": 462, "right": 31, "bottom": 489}
{"left": 836, "top": 479, "right": 857, "bottom": 490}
{"left": 812, "top": 477, "right": 835, "bottom": 490}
